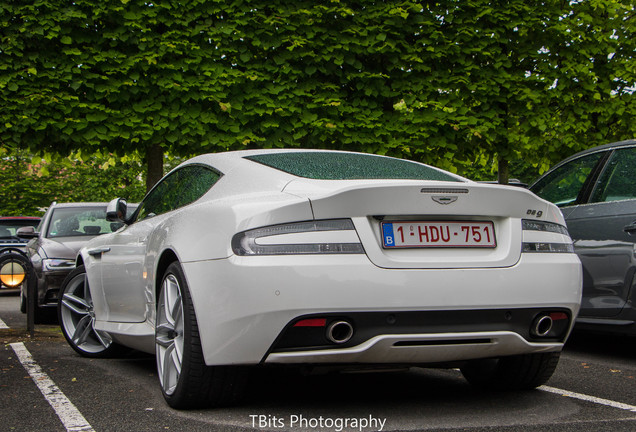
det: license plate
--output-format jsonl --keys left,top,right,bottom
{"left": 381, "top": 221, "right": 496, "bottom": 248}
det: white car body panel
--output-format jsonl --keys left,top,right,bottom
{"left": 182, "top": 253, "right": 581, "bottom": 365}
{"left": 75, "top": 149, "right": 582, "bottom": 368}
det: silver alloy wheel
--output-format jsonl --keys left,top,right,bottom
{"left": 156, "top": 273, "right": 185, "bottom": 396}
{"left": 60, "top": 273, "right": 113, "bottom": 353}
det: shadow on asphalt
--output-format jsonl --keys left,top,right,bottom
{"left": 565, "top": 330, "right": 636, "bottom": 360}
{"left": 241, "top": 366, "right": 510, "bottom": 409}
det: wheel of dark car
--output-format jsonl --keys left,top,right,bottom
{"left": 155, "top": 262, "right": 247, "bottom": 409}
{"left": 460, "top": 352, "right": 560, "bottom": 390}
{"left": 58, "top": 265, "right": 120, "bottom": 357}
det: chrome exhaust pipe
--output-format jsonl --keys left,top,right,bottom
{"left": 326, "top": 321, "right": 354, "bottom": 344}
{"left": 531, "top": 315, "right": 553, "bottom": 337}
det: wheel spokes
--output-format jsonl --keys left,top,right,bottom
{"left": 155, "top": 322, "right": 174, "bottom": 348}
{"left": 82, "top": 274, "right": 91, "bottom": 303}
{"left": 60, "top": 271, "right": 112, "bottom": 354}
{"left": 62, "top": 293, "right": 91, "bottom": 315}
{"left": 163, "top": 276, "right": 181, "bottom": 325}
{"left": 161, "top": 344, "right": 178, "bottom": 391}
{"left": 94, "top": 330, "right": 112, "bottom": 349}
{"left": 171, "top": 338, "right": 183, "bottom": 373}
{"left": 170, "top": 295, "right": 182, "bottom": 327}
{"left": 156, "top": 272, "right": 185, "bottom": 396}
{"left": 72, "top": 315, "right": 93, "bottom": 345}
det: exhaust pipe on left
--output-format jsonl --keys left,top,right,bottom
{"left": 326, "top": 321, "right": 354, "bottom": 344}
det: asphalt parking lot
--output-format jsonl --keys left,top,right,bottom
{"left": 1, "top": 293, "right": 634, "bottom": 432}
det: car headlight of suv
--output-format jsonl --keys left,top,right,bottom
{"left": 42, "top": 259, "right": 76, "bottom": 272}
{"left": 232, "top": 219, "right": 364, "bottom": 256}
{"left": 521, "top": 220, "right": 575, "bottom": 253}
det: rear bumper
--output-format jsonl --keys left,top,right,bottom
{"left": 266, "top": 331, "right": 561, "bottom": 365}
{"left": 183, "top": 253, "right": 582, "bottom": 366}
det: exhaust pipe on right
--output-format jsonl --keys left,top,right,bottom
{"left": 327, "top": 320, "right": 354, "bottom": 344}
{"left": 531, "top": 314, "right": 553, "bottom": 337}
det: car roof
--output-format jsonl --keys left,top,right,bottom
{"left": 556, "top": 139, "right": 636, "bottom": 165}
{"left": 185, "top": 148, "right": 367, "bottom": 169}
{"left": 0, "top": 216, "right": 40, "bottom": 220}
{"left": 49, "top": 202, "right": 110, "bottom": 208}
{"left": 180, "top": 148, "right": 466, "bottom": 183}
{"left": 529, "top": 139, "right": 636, "bottom": 190}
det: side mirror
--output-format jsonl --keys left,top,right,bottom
{"left": 16, "top": 226, "right": 38, "bottom": 239}
{"left": 106, "top": 198, "right": 128, "bottom": 223}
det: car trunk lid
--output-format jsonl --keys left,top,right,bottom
{"left": 284, "top": 179, "right": 555, "bottom": 269}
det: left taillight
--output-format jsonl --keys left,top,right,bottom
{"left": 232, "top": 219, "right": 364, "bottom": 256}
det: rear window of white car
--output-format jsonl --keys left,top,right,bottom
{"left": 245, "top": 152, "right": 462, "bottom": 182}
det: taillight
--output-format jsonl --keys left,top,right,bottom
{"left": 522, "top": 220, "right": 574, "bottom": 253}
{"left": 232, "top": 219, "right": 364, "bottom": 256}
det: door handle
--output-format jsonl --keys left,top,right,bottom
{"left": 623, "top": 223, "right": 636, "bottom": 235}
{"left": 87, "top": 247, "right": 111, "bottom": 256}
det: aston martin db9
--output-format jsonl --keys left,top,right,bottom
{"left": 58, "top": 149, "right": 582, "bottom": 409}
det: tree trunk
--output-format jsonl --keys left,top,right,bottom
{"left": 497, "top": 156, "right": 509, "bottom": 185}
{"left": 146, "top": 143, "right": 164, "bottom": 192}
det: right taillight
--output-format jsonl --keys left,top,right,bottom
{"left": 522, "top": 220, "right": 575, "bottom": 253}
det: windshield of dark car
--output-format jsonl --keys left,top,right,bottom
{"left": 46, "top": 207, "right": 120, "bottom": 238}
{"left": 0, "top": 220, "right": 39, "bottom": 238}
{"left": 244, "top": 152, "right": 462, "bottom": 182}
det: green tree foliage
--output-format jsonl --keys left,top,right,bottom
{"left": 1, "top": 1, "right": 634, "bottom": 185}
{"left": 0, "top": 148, "right": 145, "bottom": 216}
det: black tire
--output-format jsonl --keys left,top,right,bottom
{"left": 58, "top": 265, "right": 122, "bottom": 358}
{"left": 156, "top": 262, "right": 248, "bottom": 409}
{"left": 461, "top": 352, "right": 561, "bottom": 390}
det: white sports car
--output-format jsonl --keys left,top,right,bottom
{"left": 58, "top": 149, "right": 582, "bottom": 409}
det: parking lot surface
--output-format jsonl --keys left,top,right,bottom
{"left": 1, "top": 294, "right": 634, "bottom": 432}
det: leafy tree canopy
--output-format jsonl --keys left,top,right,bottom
{"left": 0, "top": 147, "right": 146, "bottom": 216}
{"left": 1, "top": 0, "right": 634, "bottom": 186}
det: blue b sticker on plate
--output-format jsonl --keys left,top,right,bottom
{"left": 382, "top": 223, "right": 395, "bottom": 247}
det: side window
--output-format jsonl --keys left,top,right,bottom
{"left": 135, "top": 165, "right": 221, "bottom": 222}
{"left": 590, "top": 147, "right": 636, "bottom": 203}
{"left": 531, "top": 152, "right": 604, "bottom": 207}
{"left": 135, "top": 175, "right": 177, "bottom": 222}
{"left": 173, "top": 165, "right": 221, "bottom": 208}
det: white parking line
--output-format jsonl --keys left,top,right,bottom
{"left": 540, "top": 385, "right": 636, "bottom": 413}
{"left": 10, "top": 342, "right": 95, "bottom": 432}
{"left": 0, "top": 317, "right": 8, "bottom": 329}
